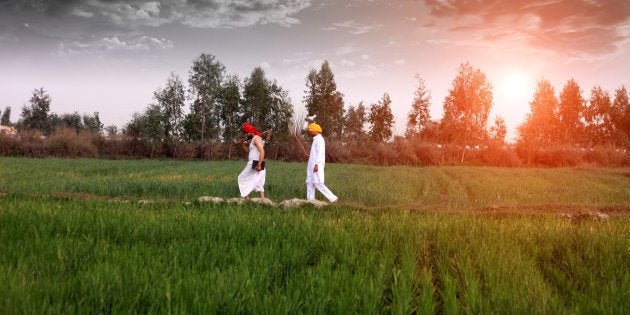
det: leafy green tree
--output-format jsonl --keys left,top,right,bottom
{"left": 440, "top": 62, "right": 493, "bottom": 146}
{"left": 405, "top": 75, "right": 432, "bottom": 139}
{"left": 83, "top": 112, "right": 103, "bottom": 134}
{"left": 20, "top": 87, "right": 51, "bottom": 134}
{"left": 585, "top": 86, "right": 614, "bottom": 146}
{"left": 125, "top": 105, "right": 164, "bottom": 157}
{"left": 154, "top": 73, "right": 185, "bottom": 141}
{"left": 303, "top": 60, "right": 345, "bottom": 138}
{"left": 0, "top": 106, "right": 10, "bottom": 126}
{"left": 368, "top": 93, "right": 394, "bottom": 143}
{"left": 242, "top": 67, "right": 271, "bottom": 128}
{"left": 219, "top": 74, "right": 243, "bottom": 143}
{"left": 266, "top": 81, "right": 294, "bottom": 143}
{"left": 242, "top": 67, "right": 293, "bottom": 142}
{"left": 57, "top": 112, "right": 83, "bottom": 132}
{"left": 186, "top": 53, "right": 226, "bottom": 142}
{"left": 611, "top": 86, "right": 630, "bottom": 147}
{"left": 558, "top": 79, "right": 586, "bottom": 145}
{"left": 344, "top": 102, "right": 367, "bottom": 141}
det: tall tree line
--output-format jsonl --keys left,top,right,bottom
{"left": 8, "top": 57, "right": 629, "bottom": 164}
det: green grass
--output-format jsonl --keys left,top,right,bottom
{"left": 1, "top": 157, "right": 629, "bottom": 207}
{"left": 0, "top": 157, "right": 629, "bottom": 314}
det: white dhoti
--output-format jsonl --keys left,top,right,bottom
{"left": 306, "top": 176, "right": 337, "bottom": 202}
{"left": 238, "top": 161, "right": 266, "bottom": 197}
{"left": 306, "top": 134, "right": 337, "bottom": 202}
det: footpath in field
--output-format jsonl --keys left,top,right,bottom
{"left": 196, "top": 196, "right": 330, "bottom": 208}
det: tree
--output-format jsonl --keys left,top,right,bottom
{"left": 20, "top": 87, "right": 51, "bottom": 134}
{"left": 368, "top": 93, "right": 394, "bottom": 143}
{"left": 611, "top": 86, "right": 630, "bottom": 147}
{"left": 154, "top": 73, "right": 185, "bottom": 141}
{"left": 440, "top": 62, "right": 493, "bottom": 146}
{"left": 242, "top": 67, "right": 293, "bottom": 142}
{"left": 558, "top": 79, "right": 586, "bottom": 145}
{"left": 489, "top": 116, "right": 507, "bottom": 145}
{"left": 585, "top": 86, "right": 614, "bottom": 146}
{"left": 303, "top": 60, "right": 345, "bottom": 138}
{"left": 55, "top": 112, "right": 83, "bottom": 132}
{"left": 344, "top": 102, "right": 367, "bottom": 141}
{"left": 83, "top": 112, "right": 103, "bottom": 134}
{"left": 0, "top": 106, "right": 10, "bottom": 126}
{"left": 242, "top": 67, "right": 271, "bottom": 128}
{"left": 125, "top": 105, "right": 164, "bottom": 157}
{"left": 219, "top": 74, "right": 243, "bottom": 143}
{"left": 517, "top": 79, "right": 560, "bottom": 163}
{"left": 405, "top": 75, "right": 432, "bottom": 139}
{"left": 186, "top": 53, "right": 226, "bottom": 142}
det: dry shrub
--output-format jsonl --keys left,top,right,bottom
{"left": 392, "top": 137, "right": 418, "bottom": 165}
{"left": 325, "top": 140, "right": 351, "bottom": 163}
{"left": 528, "top": 146, "right": 581, "bottom": 167}
{"left": 480, "top": 145, "right": 521, "bottom": 167}
{"left": 413, "top": 143, "right": 444, "bottom": 165}
{"left": 14, "top": 130, "right": 47, "bottom": 158}
{"left": 173, "top": 142, "right": 198, "bottom": 160}
{"left": 199, "top": 142, "right": 225, "bottom": 160}
{"left": 367, "top": 143, "right": 399, "bottom": 166}
{"left": 0, "top": 134, "right": 20, "bottom": 156}
{"left": 47, "top": 127, "right": 98, "bottom": 158}
{"left": 584, "top": 146, "right": 629, "bottom": 167}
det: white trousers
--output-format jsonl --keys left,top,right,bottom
{"left": 306, "top": 182, "right": 337, "bottom": 202}
{"left": 238, "top": 163, "right": 265, "bottom": 197}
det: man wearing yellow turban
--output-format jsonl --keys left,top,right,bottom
{"left": 306, "top": 123, "right": 338, "bottom": 203}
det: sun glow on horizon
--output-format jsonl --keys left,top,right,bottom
{"left": 493, "top": 70, "right": 536, "bottom": 141}
{"left": 501, "top": 72, "right": 532, "bottom": 98}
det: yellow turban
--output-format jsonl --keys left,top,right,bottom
{"left": 308, "top": 123, "right": 322, "bottom": 133}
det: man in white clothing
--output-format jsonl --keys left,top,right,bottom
{"left": 306, "top": 123, "right": 338, "bottom": 203}
{"left": 238, "top": 122, "right": 266, "bottom": 199}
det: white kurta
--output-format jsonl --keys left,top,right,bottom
{"left": 306, "top": 134, "right": 337, "bottom": 202}
{"left": 238, "top": 135, "right": 265, "bottom": 197}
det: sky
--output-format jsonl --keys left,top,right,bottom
{"left": 1, "top": 0, "right": 630, "bottom": 141}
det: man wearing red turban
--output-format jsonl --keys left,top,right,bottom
{"left": 237, "top": 122, "right": 266, "bottom": 199}
{"left": 242, "top": 122, "right": 262, "bottom": 137}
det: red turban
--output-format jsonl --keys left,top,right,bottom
{"left": 242, "top": 122, "right": 261, "bottom": 137}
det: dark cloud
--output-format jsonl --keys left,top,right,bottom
{"left": 0, "top": 0, "right": 312, "bottom": 57}
{"left": 423, "top": 0, "right": 630, "bottom": 56}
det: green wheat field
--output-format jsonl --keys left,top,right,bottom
{"left": 0, "top": 157, "right": 629, "bottom": 314}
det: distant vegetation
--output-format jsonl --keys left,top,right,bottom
{"left": 1, "top": 54, "right": 629, "bottom": 167}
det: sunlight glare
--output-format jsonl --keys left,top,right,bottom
{"left": 502, "top": 72, "right": 530, "bottom": 98}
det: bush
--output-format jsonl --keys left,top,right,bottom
{"left": 0, "top": 134, "right": 20, "bottom": 156}
{"left": 480, "top": 145, "right": 522, "bottom": 167}
{"left": 47, "top": 127, "right": 98, "bottom": 158}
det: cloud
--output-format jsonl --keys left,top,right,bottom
{"left": 57, "top": 35, "right": 173, "bottom": 55}
{"left": 0, "top": 0, "right": 312, "bottom": 44}
{"left": 423, "top": 0, "right": 630, "bottom": 57}
{"left": 3, "top": 0, "right": 312, "bottom": 28}
{"left": 323, "top": 20, "right": 381, "bottom": 34}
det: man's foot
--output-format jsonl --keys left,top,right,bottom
{"left": 242, "top": 196, "right": 250, "bottom": 200}
{"left": 332, "top": 198, "right": 339, "bottom": 204}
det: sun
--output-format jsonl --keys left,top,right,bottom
{"left": 501, "top": 72, "right": 531, "bottom": 98}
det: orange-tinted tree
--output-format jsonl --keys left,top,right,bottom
{"left": 611, "top": 86, "right": 630, "bottom": 147}
{"left": 558, "top": 79, "right": 586, "bottom": 145}
{"left": 517, "top": 79, "right": 560, "bottom": 164}
{"left": 405, "top": 75, "right": 432, "bottom": 140}
{"left": 440, "top": 62, "right": 493, "bottom": 146}
{"left": 585, "top": 86, "right": 614, "bottom": 146}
